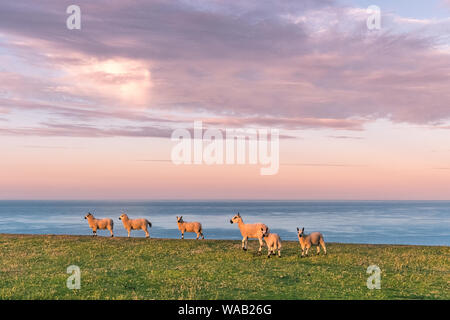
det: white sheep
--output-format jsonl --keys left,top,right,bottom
{"left": 259, "top": 227, "right": 282, "bottom": 258}
{"left": 84, "top": 212, "right": 114, "bottom": 237}
{"left": 297, "top": 227, "right": 327, "bottom": 257}
{"left": 119, "top": 213, "right": 152, "bottom": 238}
{"left": 230, "top": 213, "right": 268, "bottom": 253}
{"left": 176, "top": 216, "right": 204, "bottom": 240}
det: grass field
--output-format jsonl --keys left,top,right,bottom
{"left": 0, "top": 234, "right": 448, "bottom": 300}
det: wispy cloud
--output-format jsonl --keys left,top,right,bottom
{"left": 328, "top": 135, "right": 364, "bottom": 140}
{"left": 0, "top": 123, "right": 174, "bottom": 138}
{"left": 280, "top": 163, "right": 367, "bottom": 167}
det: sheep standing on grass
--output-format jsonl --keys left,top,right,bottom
{"left": 84, "top": 213, "right": 114, "bottom": 237}
{"left": 230, "top": 213, "right": 268, "bottom": 254}
{"left": 119, "top": 213, "right": 152, "bottom": 238}
{"left": 260, "top": 227, "right": 282, "bottom": 258}
{"left": 176, "top": 216, "right": 204, "bottom": 240}
{"left": 297, "top": 227, "right": 327, "bottom": 257}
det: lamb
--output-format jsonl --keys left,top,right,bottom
{"left": 260, "top": 227, "right": 281, "bottom": 258}
{"left": 84, "top": 212, "right": 114, "bottom": 237}
{"left": 297, "top": 227, "right": 327, "bottom": 257}
{"left": 176, "top": 216, "right": 204, "bottom": 240}
{"left": 230, "top": 213, "right": 268, "bottom": 253}
{"left": 119, "top": 213, "right": 152, "bottom": 238}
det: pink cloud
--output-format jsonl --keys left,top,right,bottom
{"left": 0, "top": 0, "right": 449, "bottom": 138}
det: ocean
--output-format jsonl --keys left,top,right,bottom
{"left": 0, "top": 200, "right": 448, "bottom": 245}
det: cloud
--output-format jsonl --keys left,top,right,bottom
{"left": 328, "top": 135, "right": 363, "bottom": 140}
{"left": 0, "top": 123, "right": 174, "bottom": 138}
{"left": 280, "top": 163, "right": 366, "bottom": 167}
{"left": 203, "top": 116, "right": 365, "bottom": 130}
{"left": 1, "top": 0, "right": 450, "bottom": 138}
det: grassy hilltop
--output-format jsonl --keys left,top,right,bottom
{"left": 0, "top": 234, "right": 448, "bottom": 300}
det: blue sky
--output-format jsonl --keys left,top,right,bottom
{"left": 340, "top": 0, "right": 450, "bottom": 19}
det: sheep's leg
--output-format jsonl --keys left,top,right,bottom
{"left": 196, "top": 233, "right": 199, "bottom": 240}
{"left": 92, "top": 228, "right": 97, "bottom": 237}
{"left": 299, "top": 245, "right": 305, "bottom": 257}
{"left": 181, "top": 231, "right": 184, "bottom": 240}
{"left": 127, "top": 229, "right": 131, "bottom": 237}
{"left": 266, "top": 244, "right": 273, "bottom": 258}
{"left": 143, "top": 227, "right": 150, "bottom": 238}
{"left": 257, "top": 237, "right": 264, "bottom": 254}
{"left": 242, "top": 237, "right": 247, "bottom": 250}
{"left": 201, "top": 233, "right": 204, "bottom": 240}
{"left": 321, "top": 240, "right": 327, "bottom": 255}
{"left": 316, "top": 245, "right": 321, "bottom": 255}
{"left": 110, "top": 229, "right": 114, "bottom": 237}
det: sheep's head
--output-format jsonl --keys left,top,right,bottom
{"left": 119, "top": 213, "right": 128, "bottom": 220}
{"left": 297, "top": 227, "right": 305, "bottom": 238}
{"left": 84, "top": 213, "right": 93, "bottom": 220}
{"left": 260, "top": 226, "right": 269, "bottom": 237}
{"left": 230, "top": 212, "right": 242, "bottom": 224}
{"left": 176, "top": 216, "right": 184, "bottom": 223}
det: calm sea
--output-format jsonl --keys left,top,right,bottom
{"left": 0, "top": 200, "right": 448, "bottom": 245}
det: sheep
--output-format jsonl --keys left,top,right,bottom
{"left": 230, "top": 212, "right": 268, "bottom": 254}
{"left": 297, "top": 227, "right": 327, "bottom": 257}
{"left": 176, "top": 216, "right": 204, "bottom": 240}
{"left": 118, "top": 213, "right": 152, "bottom": 238}
{"left": 84, "top": 212, "right": 114, "bottom": 237}
{"left": 260, "top": 227, "right": 282, "bottom": 258}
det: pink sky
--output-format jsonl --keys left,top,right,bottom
{"left": 0, "top": 0, "right": 449, "bottom": 200}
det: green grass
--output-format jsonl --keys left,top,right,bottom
{"left": 0, "top": 234, "right": 448, "bottom": 300}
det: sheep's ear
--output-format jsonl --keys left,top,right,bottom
{"left": 297, "top": 227, "right": 299, "bottom": 231}
{"left": 302, "top": 227, "right": 304, "bottom": 232}
{"left": 237, "top": 212, "right": 240, "bottom": 216}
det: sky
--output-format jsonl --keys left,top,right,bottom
{"left": 0, "top": 0, "right": 449, "bottom": 200}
